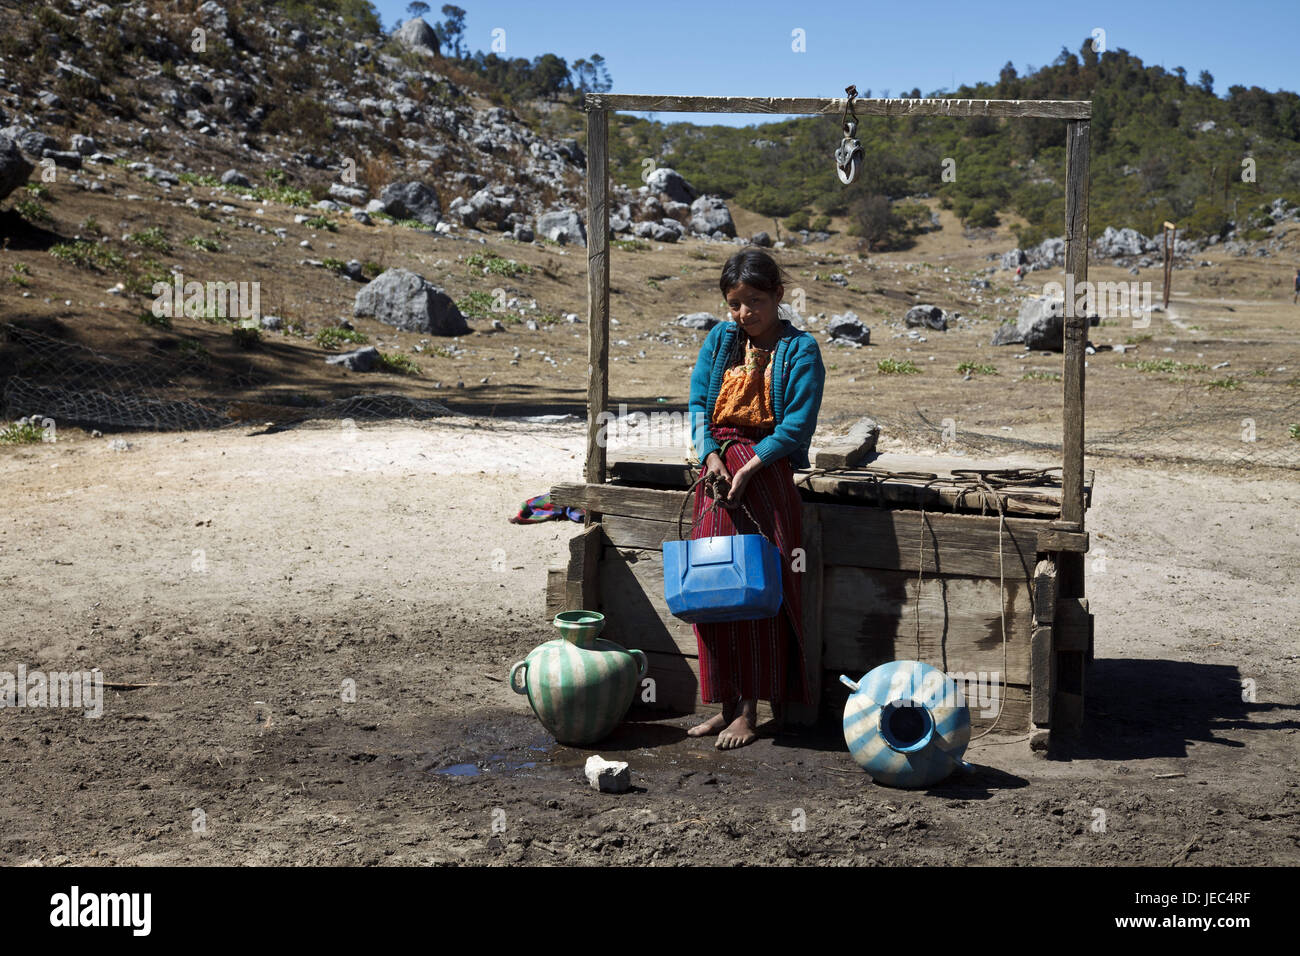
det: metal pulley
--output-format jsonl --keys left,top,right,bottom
{"left": 835, "top": 84, "right": 863, "bottom": 184}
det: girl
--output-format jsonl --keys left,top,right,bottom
{"left": 685, "top": 248, "right": 826, "bottom": 749}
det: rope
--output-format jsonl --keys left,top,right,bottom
{"left": 803, "top": 459, "right": 1021, "bottom": 737}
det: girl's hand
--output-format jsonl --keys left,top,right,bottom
{"left": 702, "top": 452, "right": 731, "bottom": 500}
{"left": 721, "top": 457, "right": 761, "bottom": 509}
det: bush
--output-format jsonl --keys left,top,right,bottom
{"left": 966, "top": 200, "right": 1000, "bottom": 228}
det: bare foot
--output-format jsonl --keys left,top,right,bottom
{"left": 717, "top": 699, "right": 758, "bottom": 750}
{"left": 686, "top": 712, "right": 728, "bottom": 737}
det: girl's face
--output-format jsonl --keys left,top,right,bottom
{"left": 725, "top": 281, "right": 783, "bottom": 342}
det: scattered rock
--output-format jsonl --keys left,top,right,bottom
{"left": 678, "top": 311, "right": 719, "bottom": 330}
{"left": 827, "top": 311, "right": 869, "bottom": 346}
{"left": 537, "top": 209, "right": 586, "bottom": 246}
{"left": 220, "top": 168, "right": 250, "bottom": 188}
{"left": 689, "top": 195, "right": 735, "bottom": 238}
{"left": 380, "top": 180, "right": 442, "bottom": 226}
{"left": 0, "top": 135, "right": 34, "bottom": 202}
{"left": 584, "top": 755, "right": 631, "bottom": 794}
{"left": 904, "top": 304, "right": 948, "bottom": 331}
{"left": 354, "top": 268, "right": 468, "bottom": 336}
{"left": 325, "top": 345, "right": 380, "bottom": 372}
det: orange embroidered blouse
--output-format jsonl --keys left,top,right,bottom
{"left": 711, "top": 340, "right": 776, "bottom": 428}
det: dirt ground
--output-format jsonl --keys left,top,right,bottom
{"left": 1, "top": 417, "right": 1296, "bottom": 866}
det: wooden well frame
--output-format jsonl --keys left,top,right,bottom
{"left": 548, "top": 94, "right": 1094, "bottom": 747}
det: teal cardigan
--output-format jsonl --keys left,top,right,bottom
{"left": 689, "top": 318, "right": 825, "bottom": 470}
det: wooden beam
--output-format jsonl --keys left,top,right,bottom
{"left": 586, "top": 94, "right": 1091, "bottom": 119}
{"left": 545, "top": 567, "right": 567, "bottom": 619}
{"left": 1032, "top": 558, "right": 1058, "bottom": 625}
{"left": 1037, "top": 529, "right": 1089, "bottom": 553}
{"left": 605, "top": 449, "right": 1095, "bottom": 518}
{"left": 598, "top": 546, "right": 697, "bottom": 657}
{"left": 564, "top": 523, "right": 604, "bottom": 612}
{"left": 1055, "top": 597, "right": 1092, "bottom": 653}
{"left": 1061, "top": 118, "right": 1091, "bottom": 529}
{"left": 1030, "top": 624, "right": 1055, "bottom": 726}
{"left": 584, "top": 107, "right": 610, "bottom": 485}
{"left": 784, "top": 503, "right": 823, "bottom": 726}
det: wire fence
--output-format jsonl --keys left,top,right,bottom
{"left": 1, "top": 323, "right": 452, "bottom": 433}
{"left": 3, "top": 321, "right": 1296, "bottom": 469}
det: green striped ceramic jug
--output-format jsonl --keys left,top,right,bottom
{"left": 510, "top": 611, "right": 647, "bottom": 746}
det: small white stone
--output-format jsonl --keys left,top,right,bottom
{"left": 584, "top": 755, "right": 630, "bottom": 793}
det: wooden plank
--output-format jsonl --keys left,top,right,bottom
{"left": 605, "top": 452, "right": 1093, "bottom": 518}
{"left": 584, "top": 106, "right": 610, "bottom": 485}
{"left": 821, "top": 567, "right": 1032, "bottom": 683}
{"left": 1030, "top": 624, "right": 1055, "bottom": 726}
{"left": 1055, "top": 597, "right": 1091, "bottom": 652}
{"left": 564, "top": 523, "right": 604, "bottom": 612}
{"left": 601, "top": 513, "right": 674, "bottom": 551}
{"left": 598, "top": 547, "right": 697, "bottom": 657}
{"left": 1033, "top": 558, "right": 1058, "bottom": 625}
{"left": 812, "top": 416, "right": 879, "bottom": 469}
{"left": 1038, "top": 529, "right": 1089, "bottom": 552}
{"left": 595, "top": 501, "right": 1037, "bottom": 581}
{"left": 784, "top": 503, "right": 823, "bottom": 726}
{"left": 545, "top": 567, "right": 567, "bottom": 619}
{"left": 587, "top": 94, "right": 1091, "bottom": 120}
{"left": 819, "top": 504, "right": 1038, "bottom": 581}
{"left": 553, "top": 482, "right": 690, "bottom": 524}
{"left": 1061, "top": 118, "right": 1091, "bottom": 528}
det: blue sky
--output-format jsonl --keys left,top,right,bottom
{"left": 373, "top": 0, "right": 1300, "bottom": 127}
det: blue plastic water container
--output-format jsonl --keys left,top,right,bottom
{"left": 662, "top": 533, "right": 783, "bottom": 623}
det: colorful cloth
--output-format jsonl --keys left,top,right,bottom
{"left": 509, "top": 492, "right": 584, "bottom": 524}
{"left": 688, "top": 423, "right": 811, "bottom": 705}
{"left": 711, "top": 340, "right": 776, "bottom": 428}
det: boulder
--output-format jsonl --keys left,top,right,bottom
{"left": 678, "top": 311, "right": 719, "bottom": 330}
{"left": 827, "top": 311, "right": 870, "bottom": 346}
{"left": 0, "top": 134, "right": 32, "bottom": 202}
{"left": 537, "top": 208, "right": 586, "bottom": 246}
{"left": 394, "top": 17, "right": 438, "bottom": 55}
{"left": 750, "top": 231, "right": 772, "bottom": 247}
{"left": 904, "top": 304, "right": 948, "bottom": 331}
{"left": 992, "top": 295, "right": 1066, "bottom": 350}
{"left": 644, "top": 167, "right": 698, "bottom": 204}
{"left": 354, "top": 268, "right": 468, "bottom": 336}
{"left": 328, "top": 182, "right": 368, "bottom": 204}
{"left": 1093, "top": 225, "right": 1154, "bottom": 259}
{"left": 380, "top": 180, "right": 441, "bottom": 226}
{"left": 325, "top": 346, "right": 380, "bottom": 372}
{"left": 690, "top": 195, "right": 736, "bottom": 237}
{"left": 220, "top": 168, "right": 250, "bottom": 188}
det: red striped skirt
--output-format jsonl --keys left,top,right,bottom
{"left": 689, "top": 424, "right": 812, "bottom": 705}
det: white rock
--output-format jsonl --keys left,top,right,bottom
{"left": 584, "top": 755, "right": 630, "bottom": 793}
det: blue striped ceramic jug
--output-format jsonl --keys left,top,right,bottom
{"left": 839, "top": 660, "right": 972, "bottom": 788}
{"left": 510, "top": 611, "right": 647, "bottom": 746}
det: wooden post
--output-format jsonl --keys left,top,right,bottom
{"left": 784, "top": 503, "right": 823, "bottom": 727}
{"left": 1162, "top": 221, "right": 1175, "bottom": 309}
{"left": 1058, "top": 118, "right": 1090, "bottom": 532}
{"left": 584, "top": 104, "right": 610, "bottom": 487}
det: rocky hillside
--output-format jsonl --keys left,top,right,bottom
{"left": 0, "top": 1, "right": 756, "bottom": 249}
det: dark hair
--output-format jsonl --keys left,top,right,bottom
{"left": 719, "top": 247, "right": 789, "bottom": 300}
{"left": 718, "top": 248, "right": 790, "bottom": 366}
